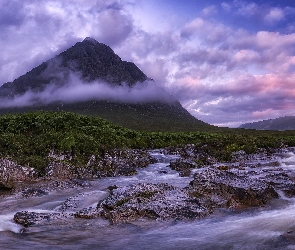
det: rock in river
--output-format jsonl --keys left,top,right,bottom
{"left": 169, "top": 159, "right": 198, "bottom": 177}
{"left": 13, "top": 211, "right": 61, "bottom": 227}
{"left": 188, "top": 168, "right": 279, "bottom": 208}
{"left": 98, "top": 183, "right": 211, "bottom": 224}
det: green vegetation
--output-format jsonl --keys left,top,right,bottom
{"left": 0, "top": 111, "right": 295, "bottom": 175}
{"left": 0, "top": 100, "right": 213, "bottom": 132}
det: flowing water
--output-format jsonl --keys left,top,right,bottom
{"left": 1, "top": 150, "right": 295, "bottom": 249}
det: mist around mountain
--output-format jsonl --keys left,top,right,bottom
{"left": 0, "top": 37, "right": 211, "bottom": 132}
{"left": 0, "top": 37, "right": 170, "bottom": 107}
{"left": 239, "top": 116, "right": 295, "bottom": 130}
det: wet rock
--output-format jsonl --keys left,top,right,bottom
{"left": 14, "top": 211, "right": 55, "bottom": 227}
{"left": 169, "top": 159, "right": 198, "bottom": 177}
{"left": 12, "top": 179, "right": 92, "bottom": 199}
{"left": 13, "top": 211, "right": 74, "bottom": 227}
{"left": 74, "top": 207, "right": 103, "bottom": 219}
{"left": 84, "top": 149, "right": 156, "bottom": 178}
{"left": 217, "top": 165, "right": 230, "bottom": 171}
{"left": 47, "top": 149, "right": 156, "bottom": 179}
{"left": 0, "top": 181, "right": 13, "bottom": 191}
{"left": 71, "top": 179, "right": 91, "bottom": 187}
{"left": 57, "top": 193, "right": 90, "bottom": 212}
{"left": 98, "top": 183, "right": 211, "bottom": 224}
{"left": 21, "top": 188, "right": 48, "bottom": 198}
{"left": 0, "top": 158, "right": 36, "bottom": 189}
{"left": 14, "top": 189, "right": 108, "bottom": 227}
{"left": 45, "top": 161, "right": 77, "bottom": 179}
{"left": 281, "top": 230, "right": 295, "bottom": 244}
{"left": 262, "top": 172, "right": 295, "bottom": 197}
{"left": 230, "top": 149, "right": 274, "bottom": 164}
{"left": 165, "top": 144, "right": 218, "bottom": 166}
{"left": 107, "top": 185, "right": 118, "bottom": 192}
{"left": 188, "top": 168, "right": 279, "bottom": 208}
{"left": 56, "top": 190, "right": 108, "bottom": 214}
{"left": 114, "top": 164, "right": 137, "bottom": 176}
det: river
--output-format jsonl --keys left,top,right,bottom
{"left": 1, "top": 150, "right": 295, "bottom": 249}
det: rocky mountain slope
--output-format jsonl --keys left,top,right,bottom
{"left": 0, "top": 37, "right": 212, "bottom": 131}
{"left": 239, "top": 116, "right": 295, "bottom": 131}
{"left": 0, "top": 37, "right": 148, "bottom": 97}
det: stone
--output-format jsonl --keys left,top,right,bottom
{"left": 74, "top": 207, "right": 103, "bottom": 219}
{"left": 98, "top": 183, "right": 211, "bottom": 224}
{"left": 188, "top": 168, "right": 279, "bottom": 208}
{"left": 14, "top": 211, "right": 51, "bottom": 227}
{"left": 21, "top": 188, "right": 48, "bottom": 198}
{"left": 0, "top": 158, "right": 36, "bottom": 189}
{"left": 169, "top": 159, "right": 197, "bottom": 177}
{"left": 0, "top": 181, "right": 13, "bottom": 190}
{"left": 81, "top": 149, "right": 156, "bottom": 178}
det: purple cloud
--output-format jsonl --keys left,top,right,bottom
{"left": 1, "top": 0, "right": 295, "bottom": 127}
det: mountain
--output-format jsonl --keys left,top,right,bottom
{"left": 0, "top": 37, "right": 148, "bottom": 98}
{"left": 239, "top": 116, "right": 295, "bottom": 130}
{"left": 0, "top": 37, "right": 213, "bottom": 132}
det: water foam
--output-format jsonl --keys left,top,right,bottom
{"left": 0, "top": 214, "right": 23, "bottom": 233}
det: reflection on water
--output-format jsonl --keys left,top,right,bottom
{"left": 1, "top": 151, "right": 295, "bottom": 249}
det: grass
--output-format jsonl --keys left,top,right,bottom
{"left": 0, "top": 111, "right": 295, "bottom": 175}
{"left": 0, "top": 100, "right": 215, "bottom": 132}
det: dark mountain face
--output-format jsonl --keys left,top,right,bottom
{"left": 239, "top": 116, "right": 295, "bottom": 130}
{"left": 59, "top": 37, "right": 148, "bottom": 85}
{"left": 0, "top": 37, "right": 148, "bottom": 98}
{"left": 0, "top": 37, "right": 213, "bottom": 131}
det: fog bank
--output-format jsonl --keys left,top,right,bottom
{"left": 0, "top": 73, "right": 175, "bottom": 108}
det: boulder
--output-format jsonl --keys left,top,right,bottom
{"left": 13, "top": 210, "right": 76, "bottom": 227}
{"left": 45, "top": 149, "right": 155, "bottom": 179}
{"left": 0, "top": 181, "right": 13, "bottom": 190}
{"left": 98, "top": 183, "right": 211, "bottom": 224}
{"left": 169, "top": 159, "right": 197, "bottom": 177}
{"left": 82, "top": 149, "right": 156, "bottom": 178}
{"left": 74, "top": 207, "right": 103, "bottom": 219}
{"left": 188, "top": 168, "right": 278, "bottom": 208}
{"left": 257, "top": 172, "right": 295, "bottom": 198}
{"left": 165, "top": 144, "right": 218, "bottom": 165}
{"left": 21, "top": 188, "right": 48, "bottom": 198}
{"left": 0, "top": 158, "right": 36, "bottom": 189}
{"left": 14, "top": 211, "right": 53, "bottom": 227}
{"left": 45, "top": 161, "right": 77, "bottom": 179}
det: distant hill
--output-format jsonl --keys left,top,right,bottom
{"left": 239, "top": 116, "right": 295, "bottom": 130}
{"left": 0, "top": 37, "right": 213, "bottom": 132}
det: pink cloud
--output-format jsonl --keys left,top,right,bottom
{"left": 232, "top": 49, "right": 259, "bottom": 62}
{"left": 181, "top": 18, "right": 232, "bottom": 44}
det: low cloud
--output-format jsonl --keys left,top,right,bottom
{"left": 0, "top": 72, "right": 174, "bottom": 108}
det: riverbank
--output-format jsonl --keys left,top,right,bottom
{"left": 1, "top": 146, "right": 295, "bottom": 249}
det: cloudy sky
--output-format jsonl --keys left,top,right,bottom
{"left": 1, "top": 0, "right": 295, "bottom": 127}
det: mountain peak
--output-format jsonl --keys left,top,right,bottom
{"left": 0, "top": 37, "right": 149, "bottom": 98}
{"left": 82, "top": 37, "right": 98, "bottom": 44}
{"left": 59, "top": 37, "right": 148, "bottom": 85}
